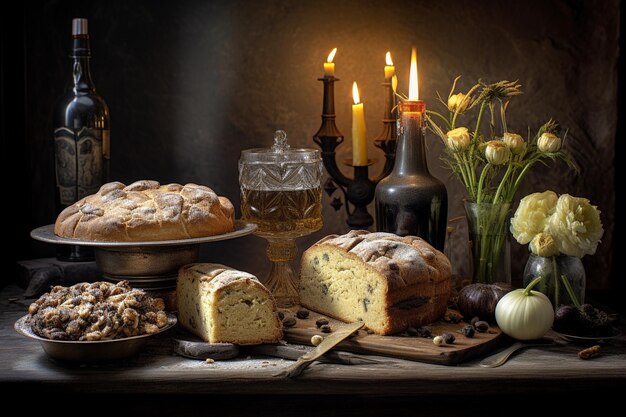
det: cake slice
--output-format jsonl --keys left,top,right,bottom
{"left": 299, "top": 230, "right": 451, "bottom": 335}
{"left": 177, "top": 263, "right": 282, "bottom": 345}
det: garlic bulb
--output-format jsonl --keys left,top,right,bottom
{"left": 495, "top": 277, "right": 554, "bottom": 340}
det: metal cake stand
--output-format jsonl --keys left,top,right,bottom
{"left": 31, "top": 221, "right": 257, "bottom": 307}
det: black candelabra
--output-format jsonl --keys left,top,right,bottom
{"left": 313, "top": 75, "right": 398, "bottom": 229}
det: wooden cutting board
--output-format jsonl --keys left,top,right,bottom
{"left": 282, "top": 308, "right": 503, "bottom": 365}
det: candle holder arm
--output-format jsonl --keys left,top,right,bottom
{"left": 373, "top": 138, "right": 396, "bottom": 182}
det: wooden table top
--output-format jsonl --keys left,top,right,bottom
{"left": 1, "top": 284, "right": 625, "bottom": 396}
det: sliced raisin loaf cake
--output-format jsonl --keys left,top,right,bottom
{"left": 177, "top": 263, "right": 282, "bottom": 345}
{"left": 299, "top": 230, "right": 451, "bottom": 335}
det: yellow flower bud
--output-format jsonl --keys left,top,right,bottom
{"left": 484, "top": 140, "right": 511, "bottom": 165}
{"left": 503, "top": 132, "right": 526, "bottom": 155}
{"left": 447, "top": 93, "right": 470, "bottom": 113}
{"left": 538, "top": 132, "right": 561, "bottom": 153}
{"left": 529, "top": 233, "right": 560, "bottom": 257}
{"left": 445, "top": 127, "right": 471, "bottom": 151}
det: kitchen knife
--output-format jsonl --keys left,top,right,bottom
{"left": 273, "top": 321, "right": 365, "bottom": 378}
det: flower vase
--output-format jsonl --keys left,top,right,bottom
{"left": 523, "top": 254, "right": 585, "bottom": 309}
{"left": 464, "top": 201, "right": 511, "bottom": 284}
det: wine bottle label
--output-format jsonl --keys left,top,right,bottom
{"left": 54, "top": 126, "right": 108, "bottom": 205}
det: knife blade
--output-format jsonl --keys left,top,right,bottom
{"left": 273, "top": 321, "right": 365, "bottom": 378}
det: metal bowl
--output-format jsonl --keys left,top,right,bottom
{"left": 14, "top": 313, "right": 177, "bottom": 363}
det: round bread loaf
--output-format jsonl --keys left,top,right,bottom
{"left": 54, "top": 180, "right": 235, "bottom": 241}
{"left": 299, "top": 230, "right": 452, "bottom": 335}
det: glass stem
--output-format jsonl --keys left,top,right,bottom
{"left": 264, "top": 238, "right": 299, "bottom": 308}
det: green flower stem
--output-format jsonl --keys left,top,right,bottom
{"left": 493, "top": 163, "right": 513, "bottom": 204}
{"left": 473, "top": 102, "right": 487, "bottom": 142}
{"left": 560, "top": 274, "right": 581, "bottom": 308}
{"left": 451, "top": 110, "right": 460, "bottom": 130}
{"left": 508, "top": 159, "right": 537, "bottom": 201}
{"left": 500, "top": 100, "right": 508, "bottom": 133}
{"left": 461, "top": 153, "right": 476, "bottom": 198}
{"left": 476, "top": 164, "right": 490, "bottom": 204}
{"left": 453, "top": 153, "right": 471, "bottom": 191}
{"left": 427, "top": 110, "right": 452, "bottom": 130}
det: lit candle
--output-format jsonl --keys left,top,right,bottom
{"left": 384, "top": 51, "right": 395, "bottom": 79}
{"left": 401, "top": 47, "right": 425, "bottom": 116}
{"left": 351, "top": 82, "right": 368, "bottom": 166}
{"left": 323, "top": 48, "right": 337, "bottom": 77}
{"left": 408, "top": 47, "right": 419, "bottom": 101}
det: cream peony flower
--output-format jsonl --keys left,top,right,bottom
{"left": 503, "top": 132, "right": 526, "bottom": 155}
{"left": 538, "top": 132, "right": 561, "bottom": 153}
{"left": 484, "top": 140, "right": 511, "bottom": 165}
{"left": 510, "top": 191, "right": 558, "bottom": 244}
{"left": 547, "top": 194, "right": 604, "bottom": 258}
{"left": 448, "top": 93, "right": 470, "bottom": 113}
{"left": 529, "top": 232, "right": 559, "bottom": 257}
{"left": 446, "top": 127, "right": 471, "bottom": 151}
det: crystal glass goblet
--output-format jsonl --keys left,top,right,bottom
{"left": 239, "top": 130, "right": 323, "bottom": 307}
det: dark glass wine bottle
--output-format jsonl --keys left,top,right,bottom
{"left": 374, "top": 100, "right": 447, "bottom": 251}
{"left": 53, "top": 18, "right": 110, "bottom": 261}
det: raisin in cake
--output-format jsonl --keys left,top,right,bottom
{"left": 299, "top": 230, "right": 451, "bottom": 335}
{"left": 177, "top": 263, "right": 282, "bottom": 345}
{"left": 55, "top": 180, "right": 235, "bottom": 241}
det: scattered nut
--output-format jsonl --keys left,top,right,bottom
{"left": 311, "top": 334, "right": 324, "bottom": 346}
{"left": 578, "top": 345, "right": 601, "bottom": 360}
{"left": 433, "top": 335, "right": 444, "bottom": 346}
{"left": 470, "top": 316, "right": 480, "bottom": 327}
{"left": 315, "top": 318, "right": 329, "bottom": 328}
{"left": 320, "top": 324, "right": 332, "bottom": 333}
{"left": 406, "top": 327, "right": 419, "bottom": 336}
{"left": 442, "top": 332, "right": 456, "bottom": 344}
{"left": 417, "top": 326, "right": 432, "bottom": 338}
{"left": 205, "top": 358, "right": 215, "bottom": 363}
{"left": 282, "top": 317, "right": 297, "bottom": 327}
{"left": 277, "top": 311, "right": 285, "bottom": 320}
{"left": 366, "top": 329, "right": 375, "bottom": 335}
{"left": 461, "top": 325, "right": 475, "bottom": 338}
{"left": 296, "top": 308, "right": 310, "bottom": 319}
{"left": 474, "top": 321, "right": 489, "bottom": 333}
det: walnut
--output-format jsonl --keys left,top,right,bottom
{"left": 27, "top": 281, "right": 168, "bottom": 341}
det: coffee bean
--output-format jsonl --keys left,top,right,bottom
{"left": 315, "top": 318, "right": 329, "bottom": 328}
{"left": 282, "top": 317, "right": 296, "bottom": 327}
{"left": 296, "top": 308, "right": 310, "bottom": 319}
{"left": 442, "top": 332, "right": 455, "bottom": 344}
{"left": 474, "top": 321, "right": 489, "bottom": 333}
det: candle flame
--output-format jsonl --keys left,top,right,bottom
{"left": 409, "top": 47, "right": 419, "bottom": 100}
{"left": 352, "top": 82, "right": 360, "bottom": 104}
{"left": 392, "top": 75, "right": 398, "bottom": 93}
{"left": 385, "top": 51, "right": 393, "bottom": 66}
{"left": 327, "top": 48, "right": 337, "bottom": 63}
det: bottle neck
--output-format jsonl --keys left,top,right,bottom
{"left": 393, "top": 101, "right": 429, "bottom": 175}
{"left": 71, "top": 36, "right": 95, "bottom": 94}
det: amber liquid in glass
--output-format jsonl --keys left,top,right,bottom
{"left": 241, "top": 188, "right": 322, "bottom": 239}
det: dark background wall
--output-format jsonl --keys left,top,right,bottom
{"left": 2, "top": 0, "right": 620, "bottom": 292}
